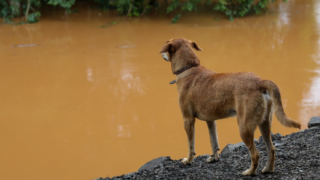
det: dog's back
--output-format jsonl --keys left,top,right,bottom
{"left": 177, "top": 69, "right": 263, "bottom": 121}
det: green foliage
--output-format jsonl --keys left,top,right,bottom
{"left": 166, "top": 0, "right": 285, "bottom": 22}
{"left": 167, "top": 0, "right": 201, "bottom": 22}
{"left": 47, "top": 0, "right": 75, "bottom": 9}
{"left": 94, "top": 0, "right": 111, "bottom": 10}
{"left": 0, "top": 1, "right": 11, "bottom": 22}
{"left": 166, "top": 0, "right": 181, "bottom": 13}
{"left": 108, "top": 0, "right": 154, "bottom": 17}
{"left": 171, "top": 13, "right": 181, "bottom": 23}
{"left": 27, "top": 11, "right": 41, "bottom": 23}
{"left": 0, "top": 0, "right": 41, "bottom": 23}
{"left": 213, "top": 0, "right": 287, "bottom": 21}
{"left": 47, "top": 0, "right": 75, "bottom": 13}
{"left": 0, "top": 0, "right": 288, "bottom": 23}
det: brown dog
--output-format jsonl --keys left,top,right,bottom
{"left": 159, "top": 38, "right": 301, "bottom": 175}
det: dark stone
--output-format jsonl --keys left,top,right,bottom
{"left": 123, "top": 172, "right": 135, "bottom": 179}
{"left": 258, "top": 132, "right": 283, "bottom": 143}
{"left": 259, "top": 136, "right": 264, "bottom": 144}
{"left": 221, "top": 143, "right": 235, "bottom": 156}
{"left": 234, "top": 142, "right": 245, "bottom": 148}
{"left": 222, "top": 139, "right": 258, "bottom": 156}
{"left": 308, "top": 116, "right": 320, "bottom": 128}
{"left": 138, "top": 156, "right": 165, "bottom": 171}
{"left": 194, "top": 154, "right": 210, "bottom": 161}
{"left": 271, "top": 132, "right": 282, "bottom": 141}
{"left": 100, "top": 127, "right": 320, "bottom": 180}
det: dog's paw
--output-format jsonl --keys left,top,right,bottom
{"left": 206, "top": 156, "right": 219, "bottom": 163}
{"left": 181, "top": 158, "right": 193, "bottom": 165}
{"left": 261, "top": 167, "right": 274, "bottom": 173}
{"left": 241, "top": 169, "right": 256, "bottom": 176}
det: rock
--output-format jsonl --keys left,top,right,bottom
{"left": 222, "top": 139, "right": 258, "bottom": 156}
{"left": 138, "top": 156, "right": 165, "bottom": 171}
{"left": 234, "top": 142, "right": 245, "bottom": 148}
{"left": 100, "top": 127, "right": 320, "bottom": 180}
{"left": 259, "top": 133, "right": 283, "bottom": 143}
{"left": 308, "top": 116, "right": 320, "bottom": 128}
{"left": 123, "top": 172, "right": 135, "bottom": 179}
{"left": 94, "top": 178, "right": 111, "bottom": 180}
{"left": 234, "top": 139, "right": 258, "bottom": 147}
{"left": 271, "top": 132, "right": 282, "bottom": 141}
{"left": 221, "top": 144, "right": 235, "bottom": 156}
{"left": 259, "top": 136, "right": 264, "bottom": 144}
{"left": 194, "top": 154, "right": 210, "bottom": 161}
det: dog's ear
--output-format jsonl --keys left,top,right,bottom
{"left": 159, "top": 42, "right": 172, "bottom": 53}
{"left": 191, "top": 42, "right": 203, "bottom": 51}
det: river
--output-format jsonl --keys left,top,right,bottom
{"left": 0, "top": 0, "right": 320, "bottom": 179}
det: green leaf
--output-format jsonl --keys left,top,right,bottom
{"left": 27, "top": 12, "right": 41, "bottom": 23}
{"left": 213, "top": 4, "right": 221, "bottom": 10}
{"left": 219, "top": 0, "right": 227, "bottom": 5}
{"left": 171, "top": 13, "right": 181, "bottom": 23}
{"left": 132, "top": 11, "right": 140, "bottom": 17}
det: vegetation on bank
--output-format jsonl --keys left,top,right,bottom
{"left": 0, "top": 0, "right": 287, "bottom": 23}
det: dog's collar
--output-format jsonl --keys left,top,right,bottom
{"left": 169, "top": 65, "right": 199, "bottom": 85}
{"left": 169, "top": 80, "right": 177, "bottom": 84}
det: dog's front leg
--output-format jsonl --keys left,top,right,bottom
{"left": 206, "top": 121, "right": 220, "bottom": 163}
{"left": 181, "top": 117, "right": 196, "bottom": 165}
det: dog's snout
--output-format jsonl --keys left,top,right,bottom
{"left": 162, "top": 53, "right": 170, "bottom": 62}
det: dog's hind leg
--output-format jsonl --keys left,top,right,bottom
{"left": 239, "top": 123, "right": 260, "bottom": 176}
{"left": 259, "top": 100, "right": 276, "bottom": 173}
{"left": 181, "top": 116, "right": 196, "bottom": 165}
{"left": 206, "top": 121, "right": 220, "bottom": 163}
{"left": 237, "top": 99, "right": 263, "bottom": 175}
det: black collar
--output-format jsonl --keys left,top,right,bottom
{"left": 169, "top": 65, "right": 198, "bottom": 85}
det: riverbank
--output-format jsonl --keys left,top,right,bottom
{"left": 99, "top": 126, "right": 320, "bottom": 180}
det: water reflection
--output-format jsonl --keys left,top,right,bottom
{"left": 118, "top": 125, "right": 131, "bottom": 138}
{"left": 300, "top": 70, "right": 320, "bottom": 125}
{"left": 107, "top": 48, "right": 145, "bottom": 100}
{"left": 299, "top": 0, "right": 320, "bottom": 125}
{"left": 87, "top": 68, "right": 94, "bottom": 82}
{"left": 277, "top": 1, "right": 290, "bottom": 27}
{"left": 120, "top": 67, "right": 144, "bottom": 93}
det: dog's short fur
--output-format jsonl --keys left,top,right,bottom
{"left": 159, "top": 38, "right": 301, "bottom": 176}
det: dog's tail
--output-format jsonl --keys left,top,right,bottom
{"left": 260, "top": 80, "right": 301, "bottom": 129}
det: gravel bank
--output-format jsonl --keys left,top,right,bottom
{"left": 99, "top": 127, "right": 320, "bottom": 180}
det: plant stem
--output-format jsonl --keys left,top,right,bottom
{"left": 25, "top": 0, "right": 31, "bottom": 22}
{"left": 127, "top": 4, "right": 132, "bottom": 16}
{"left": 141, "top": 6, "right": 147, "bottom": 16}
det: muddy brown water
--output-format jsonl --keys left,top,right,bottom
{"left": 1, "top": 1, "right": 320, "bottom": 180}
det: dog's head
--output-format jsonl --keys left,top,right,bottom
{"left": 159, "top": 38, "right": 202, "bottom": 74}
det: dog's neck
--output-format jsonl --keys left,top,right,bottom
{"left": 169, "top": 65, "right": 199, "bottom": 84}
{"left": 174, "top": 65, "right": 198, "bottom": 75}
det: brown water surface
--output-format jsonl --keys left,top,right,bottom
{"left": 1, "top": 1, "right": 320, "bottom": 179}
